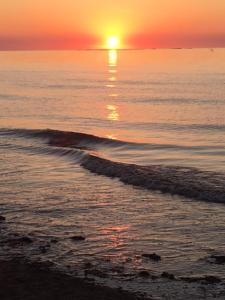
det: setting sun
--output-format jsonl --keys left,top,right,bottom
{"left": 107, "top": 36, "right": 119, "bottom": 49}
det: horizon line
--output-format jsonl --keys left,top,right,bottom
{"left": 0, "top": 47, "right": 224, "bottom": 52}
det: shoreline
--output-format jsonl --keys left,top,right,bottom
{"left": 0, "top": 258, "right": 151, "bottom": 300}
{"left": 1, "top": 216, "right": 225, "bottom": 299}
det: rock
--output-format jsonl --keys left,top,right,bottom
{"left": 161, "top": 272, "right": 176, "bottom": 280}
{"left": 39, "top": 245, "right": 50, "bottom": 254}
{"left": 20, "top": 236, "right": 33, "bottom": 244}
{"left": 85, "top": 269, "right": 107, "bottom": 278}
{"left": 210, "top": 255, "right": 225, "bottom": 264}
{"left": 180, "top": 275, "right": 221, "bottom": 284}
{"left": 138, "top": 271, "right": 150, "bottom": 278}
{"left": 70, "top": 235, "right": 86, "bottom": 241}
{"left": 125, "top": 257, "right": 132, "bottom": 263}
{"left": 84, "top": 262, "right": 93, "bottom": 269}
{"left": 180, "top": 276, "right": 202, "bottom": 283}
{"left": 50, "top": 238, "right": 59, "bottom": 244}
{"left": 203, "top": 276, "right": 221, "bottom": 284}
{"left": 142, "top": 253, "right": 161, "bottom": 261}
{"left": 84, "top": 277, "right": 95, "bottom": 282}
{"left": 0, "top": 216, "right": 6, "bottom": 222}
{"left": 6, "top": 236, "right": 33, "bottom": 246}
{"left": 110, "top": 266, "right": 124, "bottom": 274}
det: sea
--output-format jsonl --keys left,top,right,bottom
{"left": 0, "top": 49, "right": 225, "bottom": 299}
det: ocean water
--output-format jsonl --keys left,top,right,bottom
{"left": 1, "top": 49, "right": 225, "bottom": 299}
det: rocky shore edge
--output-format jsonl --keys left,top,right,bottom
{"left": 1, "top": 214, "right": 225, "bottom": 299}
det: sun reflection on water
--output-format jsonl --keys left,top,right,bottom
{"left": 107, "top": 104, "right": 119, "bottom": 121}
{"left": 106, "top": 49, "right": 120, "bottom": 129}
{"left": 106, "top": 134, "right": 117, "bottom": 140}
{"left": 101, "top": 225, "right": 130, "bottom": 251}
{"left": 108, "top": 49, "right": 118, "bottom": 67}
{"left": 109, "top": 76, "right": 116, "bottom": 81}
{"left": 109, "top": 93, "right": 118, "bottom": 97}
{"left": 108, "top": 69, "right": 117, "bottom": 73}
{"left": 106, "top": 84, "right": 115, "bottom": 88}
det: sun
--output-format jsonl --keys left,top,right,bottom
{"left": 107, "top": 36, "right": 119, "bottom": 49}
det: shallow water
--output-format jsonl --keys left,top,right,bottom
{"left": 1, "top": 49, "right": 225, "bottom": 299}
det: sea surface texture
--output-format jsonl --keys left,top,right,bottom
{"left": 1, "top": 49, "right": 225, "bottom": 299}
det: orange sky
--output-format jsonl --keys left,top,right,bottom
{"left": 0, "top": 0, "right": 225, "bottom": 49}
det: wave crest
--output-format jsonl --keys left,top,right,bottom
{"left": 1, "top": 128, "right": 225, "bottom": 203}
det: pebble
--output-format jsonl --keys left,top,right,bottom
{"left": 210, "top": 255, "right": 225, "bottom": 264}
{"left": 180, "top": 275, "right": 221, "bottom": 284}
{"left": 70, "top": 235, "right": 86, "bottom": 241}
{"left": 142, "top": 253, "right": 161, "bottom": 261}
{"left": 161, "top": 272, "right": 176, "bottom": 280}
{"left": 0, "top": 216, "right": 6, "bottom": 222}
{"left": 138, "top": 271, "right": 150, "bottom": 278}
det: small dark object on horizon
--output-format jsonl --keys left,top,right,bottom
{"left": 142, "top": 253, "right": 161, "bottom": 261}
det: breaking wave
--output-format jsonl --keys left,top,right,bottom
{"left": 1, "top": 128, "right": 225, "bottom": 203}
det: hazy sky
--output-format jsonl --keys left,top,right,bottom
{"left": 0, "top": 0, "right": 225, "bottom": 49}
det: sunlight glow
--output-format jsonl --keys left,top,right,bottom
{"left": 107, "top": 36, "right": 119, "bottom": 49}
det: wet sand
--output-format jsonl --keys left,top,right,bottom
{"left": 0, "top": 259, "right": 151, "bottom": 300}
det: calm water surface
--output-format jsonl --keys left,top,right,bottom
{"left": 1, "top": 49, "right": 225, "bottom": 299}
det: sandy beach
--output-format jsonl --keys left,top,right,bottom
{"left": 0, "top": 259, "right": 150, "bottom": 300}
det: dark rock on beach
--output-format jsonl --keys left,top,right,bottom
{"left": 180, "top": 275, "right": 221, "bottom": 284}
{"left": 209, "top": 255, "right": 225, "bottom": 264}
{"left": 50, "top": 238, "right": 59, "bottom": 244}
{"left": 110, "top": 265, "right": 125, "bottom": 274}
{"left": 39, "top": 244, "right": 50, "bottom": 254}
{"left": 0, "top": 216, "right": 6, "bottom": 222}
{"left": 161, "top": 272, "right": 176, "bottom": 280}
{"left": 20, "top": 236, "right": 33, "bottom": 243}
{"left": 70, "top": 235, "right": 86, "bottom": 241}
{"left": 202, "top": 276, "right": 222, "bottom": 284}
{"left": 84, "top": 262, "right": 93, "bottom": 269}
{"left": 138, "top": 271, "right": 158, "bottom": 280}
{"left": 142, "top": 253, "right": 161, "bottom": 261}
{"left": 138, "top": 271, "right": 150, "bottom": 278}
{"left": 4, "top": 236, "right": 33, "bottom": 246}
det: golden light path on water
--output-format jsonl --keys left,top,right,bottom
{"left": 106, "top": 49, "right": 120, "bottom": 140}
